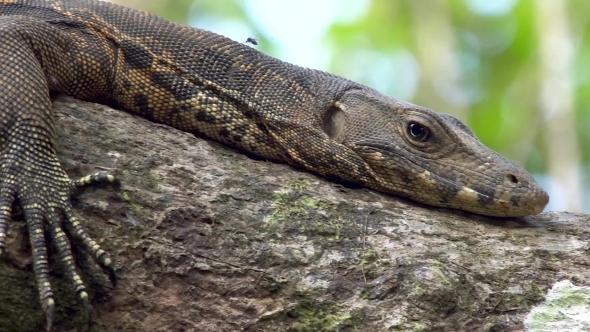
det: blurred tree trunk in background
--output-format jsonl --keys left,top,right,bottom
{"left": 535, "top": 0, "right": 582, "bottom": 211}
{"left": 408, "top": 0, "right": 468, "bottom": 120}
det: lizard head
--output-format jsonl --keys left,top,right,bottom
{"left": 324, "top": 87, "right": 549, "bottom": 217}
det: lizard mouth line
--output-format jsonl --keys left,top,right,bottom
{"left": 357, "top": 145, "right": 519, "bottom": 206}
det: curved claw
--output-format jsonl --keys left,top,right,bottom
{"left": 79, "top": 290, "right": 92, "bottom": 330}
{"left": 99, "top": 253, "right": 118, "bottom": 287}
{"left": 45, "top": 298, "right": 55, "bottom": 332}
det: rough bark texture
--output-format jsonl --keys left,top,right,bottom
{"left": 0, "top": 96, "right": 588, "bottom": 332}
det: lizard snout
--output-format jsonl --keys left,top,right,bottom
{"left": 502, "top": 171, "right": 549, "bottom": 215}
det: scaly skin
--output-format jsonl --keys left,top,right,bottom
{"left": 0, "top": 0, "right": 549, "bottom": 330}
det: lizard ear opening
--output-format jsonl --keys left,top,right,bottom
{"left": 322, "top": 105, "right": 346, "bottom": 140}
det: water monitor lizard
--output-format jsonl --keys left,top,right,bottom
{"left": 0, "top": 0, "right": 549, "bottom": 330}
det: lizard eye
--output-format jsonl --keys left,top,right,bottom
{"left": 407, "top": 122, "right": 429, "bottom": 141}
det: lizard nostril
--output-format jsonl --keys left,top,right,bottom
{"left": 505, "top": 173, "right": 519, "bottom": 184}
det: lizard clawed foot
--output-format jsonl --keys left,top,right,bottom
{"left": 0, "top": 151, "right": 117, "bottom": 330}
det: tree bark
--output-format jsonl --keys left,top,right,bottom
{"left": 0, "top": 96, "right": 588, "bottom": 332}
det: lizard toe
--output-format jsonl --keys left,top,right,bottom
{"left": 62, "top": 205, "right": 117, "bottom": 287}
{"left": 70, "top": 171, "right": 121, "bottom": 197}
{"left": 0, "top": 185, "right": 16, "bottom": 255}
